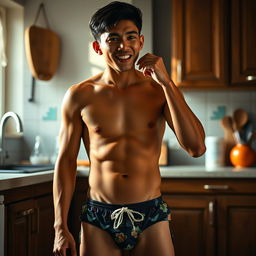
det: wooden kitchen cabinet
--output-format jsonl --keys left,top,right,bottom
{"left": 171, "top": 0, "right": 228, "bottom": 87}
{"left": 1, "top": 177, "right": 88, "bottom": 256}
{"left": 2, "top": 182, "right": 54, "bottom": 256}
{"left": 161, "top": 178, "right": 256, "bottom": 256}
{"left": 171, "top": 0, "right": 256, "bottom": 88}
{"left": 164, "top": 195, "right": 216, "bottom": 256}
{"left": 218, "top": 195, "right": 256, "bottom": 256}
{"left": 231, "top": 0, "right": 256, "bottom": 86}
{"left": 7, "top": 199, "right": 37, "bottom": 256}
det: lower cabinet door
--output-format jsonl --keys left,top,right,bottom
{"left": 37, "top": 195, "right": 55, "bottom": 256}
{"left": 7, "top": 195, "right": 54, "bottom": 256}
{"left": 218, "top": 195, "right": 256, "bottom": 256}
{"left": 7, "top": 199, "right": 37, "bottom": 256}
{"left": 163, "top": 195, "right": 216, "bottom": 256}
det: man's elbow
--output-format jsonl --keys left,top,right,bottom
{"left": 188, "top": 144, "right": 206, "bottom": 158}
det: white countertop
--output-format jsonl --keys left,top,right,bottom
{"left": 159, "top": 166, "right": 256, "bottom": 178}
{"left": 0, "top": 166, "right": 256, "bottom": 191}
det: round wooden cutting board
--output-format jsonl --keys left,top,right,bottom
{"left": 25, "top": 25, "right": 60, "bottom": 81}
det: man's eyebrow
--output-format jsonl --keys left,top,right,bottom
{"left": 107, "top": 31, "right": 139, "bottom": 37}
{"left": 126, "top": 31, "right": 139, "bottom": 35}
{"left": 108, "top": 33, "right": 120, "bottom": 37}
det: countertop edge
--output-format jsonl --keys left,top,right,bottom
{"left": 0, "top": 166, "right": 256, "bottom": 192}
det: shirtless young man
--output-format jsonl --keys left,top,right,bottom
{"left": 53, "top": 2, "right": 206, "bottom": 256}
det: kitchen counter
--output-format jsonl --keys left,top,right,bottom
{"left": 0, "top": 166, "right": 256, "bottom": 191}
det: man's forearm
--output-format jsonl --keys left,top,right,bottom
{"left": 53, "top": 159, "right": 77, "bottom": 231}
{"left": 162, "top": 80, "right": 206, "bottom": 156}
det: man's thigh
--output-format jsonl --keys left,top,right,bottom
{"left": 130, "top": 221, "right": 175, "bottom": 256}
{"left": 80, "top": 223, "right": 122, "bottom": 256}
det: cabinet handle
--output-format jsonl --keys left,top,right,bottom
{"left": 204, "top": 185, "right": 229, "bottom": 190}
{"left": 246, "top": 75, "right": 256, "bottom": 81}
{"left": 19, "top": 208, "right": 34, "bottom": 217}
{"left": 208, "top": 201, "right": 215, "bottom": 226}
{"left": 177, "top": 60, "right": 182, "bottom": 83}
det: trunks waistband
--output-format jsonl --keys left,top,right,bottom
{"left": 86, "top": 196, "right": 163, "bottom": 210}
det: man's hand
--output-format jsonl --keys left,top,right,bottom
{"left": 137, "top": 53, "right": 171, "bottom": 87}
{"left": 53, "top": 229, "right": 77, "bottom": 256}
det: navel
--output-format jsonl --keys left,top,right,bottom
{"left": 147, "top": 121, "right": 155, "bottom": 128}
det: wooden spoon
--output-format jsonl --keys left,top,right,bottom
{"left": 220, "top": 116, "right": 236, "bottom": 165}
{"left": 221, "top": 116, "right": 234, "bottom": 134}
{"left": 233, "top": 109, "right": 248, "bottom": 131}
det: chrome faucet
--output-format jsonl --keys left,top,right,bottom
{"left": 0, "top": 112, "right": 23, "bottom": 165}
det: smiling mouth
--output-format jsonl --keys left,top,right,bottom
{"left": 115, "top": 54, "right": 132, "bottom": 62}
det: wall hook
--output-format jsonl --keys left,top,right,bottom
{"left": 28, "top": 76, "right": 36, "bottom": 102}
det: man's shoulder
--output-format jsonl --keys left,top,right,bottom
{"left": 67, "top": 73, "right": 104, "bottom": 98}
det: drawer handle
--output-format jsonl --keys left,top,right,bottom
{"left": 246, "top": 75, "right": 256, "bottom": 81}
{"left": 204, "top": 185, "right": 229, "bottom": 190}
{"left": 208, "top": 201, "right": 215, "bottom": 226}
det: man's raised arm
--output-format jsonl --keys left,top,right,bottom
{"left": 137, "top": 53, "right": 206, "bottom": 157}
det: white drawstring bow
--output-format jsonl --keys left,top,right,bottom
{"left": 111, "top": 207, "right": 144, "bottom": 230}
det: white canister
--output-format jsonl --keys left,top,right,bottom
{"left": 205, "top": 136, "right": 225, "bottom": 170}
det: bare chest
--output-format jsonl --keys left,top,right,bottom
{"left": 81, "top": 85, "right": 165, "bottom": 137}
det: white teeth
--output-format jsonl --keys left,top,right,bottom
{"left": 117, "top": 55, "right": 130, "bottom": 60}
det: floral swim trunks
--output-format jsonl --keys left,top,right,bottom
{"left": 80, "top": 196, "right": 171, "bottom": 251}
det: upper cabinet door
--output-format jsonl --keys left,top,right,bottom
{"left": 171, "top": 0, "right": 228, "bottom": 87}
{"left": 231, "top": 0, "right": 256, "bottom": 85}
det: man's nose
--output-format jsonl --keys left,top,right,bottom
{"left": 118, "top": 40, "right": 128, "bottom": 50}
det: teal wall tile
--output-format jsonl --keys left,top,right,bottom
{"left": 42, "top": 107, "right": 57, "bottom": 121}
{"left": 210, "top": 106, "right": 226, "bottom": 120}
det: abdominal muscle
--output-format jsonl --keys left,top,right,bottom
{"left": 87, "top": 136, "right": 162, "bottom": 204}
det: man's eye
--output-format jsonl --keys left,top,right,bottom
{"left": 108, "top": 37, "right": 119, "bottom": 42}
{"left": 128, "top": 35, "right": 136, "bottom": 40}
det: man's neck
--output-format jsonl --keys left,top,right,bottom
{"left": 102, "top": 67, "right": 139, "bottom": 89}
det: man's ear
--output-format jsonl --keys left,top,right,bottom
{"left": 139, "top": 35, "right": 144, "bottom": 50}
{"left": 92, "top": 41, "right": 103, "bottom": 55}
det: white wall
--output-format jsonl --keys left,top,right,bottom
{"left": 5, "top": 5, "right": 23, "bottom": 118}
{"left": 0, "top": 0, "right": 24, "bottom": 123}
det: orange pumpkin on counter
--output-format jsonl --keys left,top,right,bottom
{"left": 230, "top": 144, "right": 256, "bottom": 167}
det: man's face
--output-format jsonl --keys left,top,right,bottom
{"left": 94, "top": 20, "right": 144, "bottom": 72}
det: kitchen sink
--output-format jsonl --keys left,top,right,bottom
{"left": 0, "top": 164, "right": 54, "bottom": 173}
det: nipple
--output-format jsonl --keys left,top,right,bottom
{"left": 94, "top": 126, "right": 102, "bottom": 133}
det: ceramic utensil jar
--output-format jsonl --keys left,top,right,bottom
{"left": 205, "top": 136, "right": 225, "bottom": 170}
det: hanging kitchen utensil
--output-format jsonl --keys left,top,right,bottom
{"left": 25, "top": 3, "right": 60, "bottom": 102}
{"left": 248, "top": 131, "right": 256, "bottom": 146}
{"left": 233, "top": 109, "right": 248, "bottom": 131}
{"left": 220, "top": 116, "right": 236, "bottom": 166}
{"left": 231, "top": 109, "right": 249, "bottom": 144}
{"left": 241, "top": 120, "right": 253, "bottom": 143}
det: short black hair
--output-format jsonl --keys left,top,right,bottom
{"left": 89, "top": 1, "right": 142, "bottom": 41}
